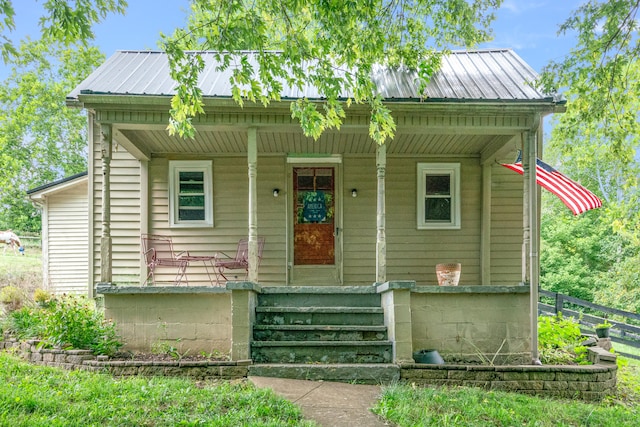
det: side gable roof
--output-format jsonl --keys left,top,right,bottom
{"left": 27, "top": 172, "right": 88, "bottom": 201}
{"left": 68, "top": 49, "right": 562, "bottom": 105}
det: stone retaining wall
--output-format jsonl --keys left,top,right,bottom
{"left": 1, "top": 337, "right": 617, "bottom": 400}
{"left": 400, "top": 360, "right": 617, "bottom": 401}
{"left": 1, "top": 338, "right": 249, "bottom": 380}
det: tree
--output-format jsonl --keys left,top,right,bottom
{"left": 0, "top": 39, "right": 105, "bottom": 231}
{"left": 538, "top": 1, "right": 640, "bottom": 311}
{"left": 162, "top": 0, "right": 502, "bottom": 143}
{"left": 0, "top": 0, "right": 126, "bottom": 62}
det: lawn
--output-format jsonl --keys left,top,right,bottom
{"left": 3, "top": 247, "right": 640, "bottom": 426}
{"left": 0, "top": 352, "right": 315, "bottom": 427}
{"left": 374, "top": 358, "right": 640, "bottom": 427}
{"left": 0, "top": 248, "right": 41, "bottom": 294}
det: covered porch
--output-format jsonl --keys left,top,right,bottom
{"left": 69, "top": 49, "right": 564, "bottom": 364}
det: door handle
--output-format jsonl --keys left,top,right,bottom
{"left": 335, "top": 227, "right": 340, "bottom": 236}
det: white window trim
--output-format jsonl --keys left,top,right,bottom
{"left": 169, "top": 160, "right": 213, "bottom": 228}
{"left": 417, "top": 162, "right": 461, "bottom": 230}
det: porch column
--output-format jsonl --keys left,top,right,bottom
{"left": 481, "top": 163, "right": 492, "bottom": 285}
{"left": 376, "top": 143, "right": 387, "bottom": 283}
{"left": 523, "top": 116, "right": 541, "bottom": 364}
{"left": 100, "top": 123, "right": 113, "bottom": 284}
{"left": 247, "top": 127, "right": 259, "bottom": 283}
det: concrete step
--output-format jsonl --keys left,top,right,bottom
{"left": 251, "top": 340, "right": 393, "bottom": 364}
{"left": 248, "top": 363, "right": 401, "bottom": 384}
{"left": 255, "top": 306, "right": 384, "bottom": 326}
{"left": 253, "top": 324, "right": 388, "bottom": 342}
{"left": 259, "top": 286, "right": 380, "bottom": 308}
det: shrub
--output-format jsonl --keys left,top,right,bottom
{"left": 41, "top": 295, "right": 123, "bottom": 356}
{"left": 33, "top": 288, "right": 54, "bottom": 307}
{"left": 0, "top": 285, "right": 27, "bottom": 313}
{"left": 538, "top": 314, "right": 589, "bottom": 364}
{"left": 1, "top": 307, "right": 45, "bottom": 340}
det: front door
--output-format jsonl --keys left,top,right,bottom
{"left": 289, "top": 165, "right": 341, "bottom": 284}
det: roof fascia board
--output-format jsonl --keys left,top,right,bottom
{"left": 27, "top": 174, "right": 88, "bottom": 200}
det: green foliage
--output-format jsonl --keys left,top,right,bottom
{"left": 0, "top": 0, "right": 127, "bottom": 62}
{"left": 1, "top": 294, "right": 123, "bottom": 356}
{"left": 538, "top": 1, "right": 640, "bottom": 312}
{"left": 0, "top": 39, "right": 103, "bottom": 232}
{"left": 374, "top": 381, "right": 639, "bottom": 426}
{"left": 1, "top": 307, "right": 44, "bottom": 340}
{"left": 538, "top": 314, "right": 588, "bottom": 365}
{"left": 540, "top": 203, "right": 616, "bottom": 301}
{"left": 32, "top": 288, "right": 53, "bottom": 307}
{"left": 162, "top": 0, "right": 502, "bottom": 144}
{"left": 540, "top": 1, "right": 640, "bottom": 154}
{"left": 0, "top": 353, "right": 314, "bottom": 426}
{"left": 40, "top": 295, "right": 122, "bottom": 356}
{"left": 596, "top": 319, "right": 612, "bottom": 329}
{"left": 0, "top": 285, "right": 26, "bottom": 313}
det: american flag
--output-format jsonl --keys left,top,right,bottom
{"left": 502, "top": 153, "right": 603, "bottom": 215}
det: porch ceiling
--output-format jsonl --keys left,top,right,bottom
{"left": 118, "top": 128, "right": 514, "bottom": 157}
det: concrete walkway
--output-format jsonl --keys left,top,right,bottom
{"left": 249, "top": 376, "right": 391, "bottom": 427}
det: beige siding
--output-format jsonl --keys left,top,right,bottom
{"left": 386, "top": 157, "right": 482, "bottom": 286}
{"left": 490, "top": 163, "right": 524, "bottom": 285}
{"left": 342, "top": 156, "right": 376, "bottom": 284}
{"left": 46, "top": 183, "right": 88, "bottom": 294}
{"left": 91, "top": 121, "right": 143, "bottom": 285}
{"left": 89, "top": 117, "right": 524, "bottom": 287}
{"left": 148, "top": 155, "right": 287, "bottom": 285}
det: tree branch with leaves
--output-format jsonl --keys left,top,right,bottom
{"left": 162, "top": 0, "right": 501, "bottom": 145}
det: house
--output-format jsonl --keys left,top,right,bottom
{"left": 66, "top": 49, "right": 564, "bottom": 365}
{"left": 27, "top": 172, "right": 89, "bottom": 295}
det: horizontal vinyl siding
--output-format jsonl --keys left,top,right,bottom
{"left": 92, "top": 123, "right": 142, "bottom": 285}
{"left": 148, "top": 156, "right": 287, "bottom": 285}
{"left": 47, "top": 184, "right": 88, "bottom": 294}
{"left": 386, "top": 157, "right": 482, "bottom": 286}
{"left": 342, "top": 156, "right": 376, "bottom": 285}
{"left": 490, "top": 164, "right": 523, "bottom": 285}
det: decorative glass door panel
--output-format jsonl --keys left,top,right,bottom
{"left": 293, "top": 167, "right": 335, "bottom": 265}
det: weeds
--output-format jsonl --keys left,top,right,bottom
{"left": 41, "top": 295, "right": 122, "bottom": 356}
{"left": 538, "top": 313, "right": 589, "bottom": 364}
{"left": 1, "top": 293, "right": 123, "bottom": 356}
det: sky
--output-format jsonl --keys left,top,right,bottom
{"left": 3, "top": 0, "right": 584, "bottom": 74}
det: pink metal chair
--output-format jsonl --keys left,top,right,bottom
{"left": 214, "top": 237, "right": 265, "bottom": 282}
{"left": 141, "top": 234, "right": 189, "bottom": 285}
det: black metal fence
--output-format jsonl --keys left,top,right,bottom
{"left": 539, "top": 289, "right": 640, "bottom": 361}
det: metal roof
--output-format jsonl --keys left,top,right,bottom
{"left": 26, "top": 171, "right": 88, "bottom": 197}
{"left": 68, "top": 49, "right": 560, "bottom": 104}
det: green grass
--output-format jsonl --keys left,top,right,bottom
{"left": 0, "top": 352, "right": 316, "bottom": 427}
{"left": 373, "top": 359, "right": 640, "bottom": 427}
{"left": 0, "top": 248, "right": 42, "bottom": 294}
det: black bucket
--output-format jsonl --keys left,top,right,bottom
{"left": 413, "top": 349, "right": 445, "bottom": 364}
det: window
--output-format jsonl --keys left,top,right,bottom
{"left": 417, "top": 163, "right": 460, "bottom": 229}
{"left": 169, "top": 160, "right": 213, "bottom": 227}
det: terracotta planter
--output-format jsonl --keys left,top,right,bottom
{"left": 436, "top": 263, "right": 461, "bottom": 286}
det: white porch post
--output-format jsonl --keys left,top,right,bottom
{"left": 247, "top": 127, "right": 259, "bottom": 282}
{"left": 523, "top": 117, "right": 541, "bottom": 364}
{"left": 100, "top": 123, "right": 113, "bottom": 284}
{"left": 376, "top": 143, "right": 387, "bottom": 283}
